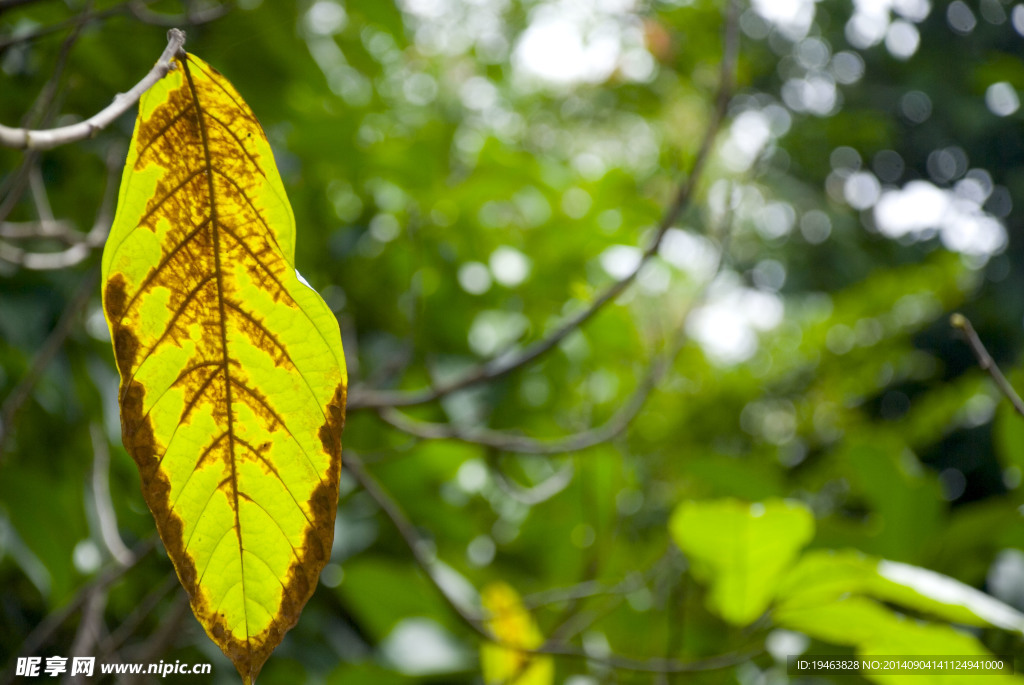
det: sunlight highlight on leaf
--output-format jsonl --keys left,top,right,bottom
{"left": 101, "top": 51, "right": 346, "bottom": 684}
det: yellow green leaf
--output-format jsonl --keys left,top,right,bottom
{"left": 668, "top": 498, "right": 814, "bottom": 625}
{"left": 480, "top": 582, "right": 553, "bottom": 685}
{"left": 101, "top": 51, "right": 346, "bottom": 684}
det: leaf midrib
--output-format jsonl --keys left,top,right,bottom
{"left": 180, "top": 54, "right": 251, "bottom": 649}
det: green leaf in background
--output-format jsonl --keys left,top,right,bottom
{"left": 994, "top": 401, "right": 1024, "bottom": 476}
{"left": 830, "top": 439, "right": 943, "bottom": 561}
{"left": 671, "top": 498, "right": 1024, "bottom": 685}
{"left": 668, "top": 498, "right": 814, "bottom": 625}
{"left": 775, "top": 550, "right": 1024, "bottom": 632}
{"left": 775, "top": 597, "right": 1021, "bottom": 685}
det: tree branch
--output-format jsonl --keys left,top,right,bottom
{"left": 0, "top": 141, "right": 123, "bottom": 269}
{"left": 951, "top": 313, "right": 1024, "bottom": 418}
{"left": 97, "top": 573, "right": 178, "bottom": 662}
{"left": 0, "top": 219, "right": 81, "bottom": 241}
{"left": 0, "top": 0, "right": 55, "bottom": 12}
{"left": 342, "top": 452, "right": 490, "bottom": 637}
{"left": 374, "top": 317, "right": 682, "bottom": 454}
{"left": 0, "top": 3, "right": 124, "bottom": 52}
{"left": 0, "top": 539, "right": 155, "bottom": 685}
{"left": 0, "top": 4, "right": 91, "bottom": 222}
{"left": 376, "top": 189, "right": 734, "bottom": 456}
{"left": 126, "top": 0, "right": 232, "bottom": 28}
{"left": 346, "top": 0, "right": 740, "bottom": 412}
{"left": 64, "top": 588, "right": 108, "bottom": 685}
{"left": 90, "top": 423, "right": 134, "bottom": 565}
{"left": 531, "top": 643, "right": 760, "bottom": 674}
{"left": 0, "top": 1, "right": 227, "bottom": 52}
{"left": 0, "top": 29, "right": 185, "bottom": 150}
{"left": 0, "top": 268, "right": 98, "bottom": 459}
{"left": 345, "top": 448, "right": 757, "bottom": 675}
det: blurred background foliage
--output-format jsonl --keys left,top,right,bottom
{"left": 3, "top": 0, "right": 1024, "bottom": 682}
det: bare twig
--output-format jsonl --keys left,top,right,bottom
{"left": 64, "top": 588, "right": 108, "bottom": 685}
{"left": 0, "top": 6, "right": 90, "bottom": 222}
{"left": 489, "top": 460, "right": 574, "bottom": 504}
{"left": 0, "top": 219, "right": 81, "bottom": 241}
{"left": 0, "top": 29, "right": 185, "bottom": 149}
{"left": 90, "top": 423, "right": 133, "bottom": 565}
{"left": 125, "top": 594, "right": 189, "bottom": 669}
{"left": 531, "top": 643, "right": 760, "bottom": 674}
{"left": 342, "top": 452, "right": 490, "bottom": 637}
{"left": 375, "top": 324, "right": 685, "bottom": 454}
{"left": 0, "top": 268, "right": 98, "bottom": 458}
{"left": 0, "top": 241, "right": 93, "bottom": 269}
{"left": 127, "top": 0, "right": 232, "bottom": 28}
{"left": 0, "top": 539, "right": 155, "bottom": 685}
{"left": 658, "top": 569, "right": 689, "bottom": 685}
{"left": 951, "top": 313, "right": 1024, "bottom": 417}
{"left": 0, "top": 1, "right": 226, "bottom": 52}
{"left": 377, "top": 193, "right": 734, "bottom": 456}
{"left": 0, "top": 4, "right": 124, "bottom": 52}
{"left": 0, "top": 0, "right": 56, "bottom": 13}
{"left": 522, "top": 565, "right": 662, "bottom": 611}
{"left": 97, "top": 573, "right": 178, "bottom": 661}
{"left": 28, "top": 165, "right": 55, "bottom": 223}
{"left": 347, "top": 449, "right": 756, "bottom": 675}
{"left": 347, "top": 0, "right": 740, "bottom": 412}
{"left": 21, "top": 0, "right": 95, "bottom": 129}
{"left": 0, "top": 142, "right": 123, "bottom": 269}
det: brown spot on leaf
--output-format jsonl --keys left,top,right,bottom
{"left": 113, "top": 328, "right": 140, "bottom": 378}
{"left": 104, "top": 274, "right": 129, "bottom": 322}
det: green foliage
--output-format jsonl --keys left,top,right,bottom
{"left": 670, "top": 498, "right": 814, "bottom": 624}
{"left": 673, "top": 498, "right": 1024, "bottom": 685}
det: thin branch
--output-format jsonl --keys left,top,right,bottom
{"left": 0, "top": 142, "right": 123, "bottom": 269}
{"left": 0, "top": 5, "right": 89, "bottom": 222}
{"left": 21, "top": 1, "right": 93, "bottom": 129}
{"left": 342, "top": 452, "right": 490, "bottom": 637}
{"left": 0, "top": 29, "right": 186, "bottom": 150}
{"left": 531, "top": 643, "right": 760, "bottom": 674}
{"left": 90, "top": 423, "right": 134, "bottom": 565}
{"left": 375, "top": 323, "right": 683, "bottom": 454}
{"left": 0, "top": 1, "right": 226, "bottom": 52}
{"left": 545, "top": 596, "right": 627, "bottom": 647}
{"left": 346, "top": 0, "right": 740, "bottom": 412}
{"left": 951, "top": 313, "right": 1024, "bottom": 417}
{"left": 64, "top": 588, "right": 108, "bottom": 685}
{"left": 0, "top": 4, "right": 124, "bottom": 52}
{"left": 522, "top": 565, "right": 661, "bottom": 611}
{"left": 377, "top": 192, "right": 734, "bottom": 456}
{"left": 97, "top": 573, "right": 178, "bottom": 661}
{"left": 0, "top": 0, "right": 57, "bottom": 12}
{"left": 0, "top": 539, "right": 155, "bottom": 685}
{"left": 658, "top": 565, "right": 689, "bottom": 685}
{"left": 0, "top": 267, "right": 98, "bottom": 459}
{"left": 125, "top": 594, "right": 189, "bottom": 669}
{"left": 346, "top": 451, "right": 757, "bottom": 675}
{"left": 489, "top": 460, "right": 574, "bottom": 505}
{"left": 0, "top": 219, "right": 81, "bottom": 241}
{"left": 28, "top": 164, "right": 55, "bottom": 223}
{"left": 0, "top": 241, "right": 93, "bottom": 268}
{"left": 127, "top": 0, "right": 232, "bottom": 28}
